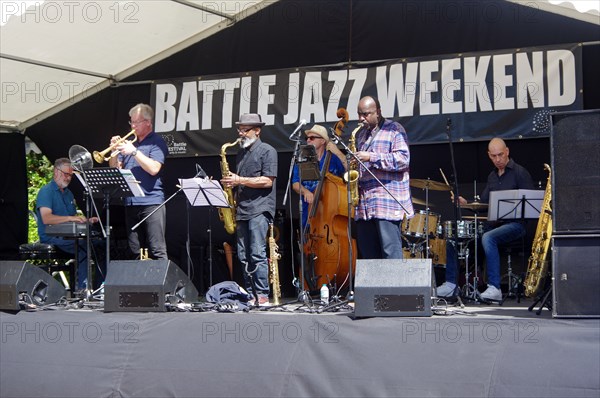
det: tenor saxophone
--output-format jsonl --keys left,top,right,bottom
{"left": 524, "top": 164, "right": 553, "bottom": 297}
{"left": 343, "top": 123, "right": 364, "bottom": 207}
{"left": 219, "top": 139, "right": 241, "bottom": 234}
{"left": 268, "top": 223, "right": 282, "bottom": 305}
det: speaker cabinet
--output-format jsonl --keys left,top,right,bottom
{"left": 104, "top": 260, "right": 199, "bottom": 312}
{"left": 550, "top": 109, "right": 600, "bottom": 233}
{"left": 552, "top": 236, "right": 600, "bottom": 318}
{"left": 0, "top": 261, "right": 66, "bottom": 310}
{"left": 354, "top": 259, "right": 432, "bottom": 317}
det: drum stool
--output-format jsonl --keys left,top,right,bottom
{"left": 499, "top": 237, "right": 526, "bottom": 304}
{"left": 19, "top": 243, "right": 75, "bottom": 292}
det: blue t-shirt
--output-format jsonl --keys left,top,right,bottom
{"left": 36, "top": 179, "right": 77, "bottom": 242}
{"left": 118, "top": 132, "right": 168, "bottom": 206}
{"left": 292, "top": 152, "right": 345, "bottom": 228}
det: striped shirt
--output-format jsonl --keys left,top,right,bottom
{"left": 355, "top": 118, "right": 414, "bottom": 221}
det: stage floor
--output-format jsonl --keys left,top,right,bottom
{"left": 1, "top": 295, "right": 599, "bottom": 398}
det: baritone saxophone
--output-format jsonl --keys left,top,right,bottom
{"left": 268, "top": 223, "right": 282, "bottom": 305}
{"left": 343, "top": 122, "right": 364, "bottom": 207}
{"left": 523, "top": 164, "right": 553, "bottom": 297}
{"left": 219, "top": 139, "right": 241, "bottom": 234}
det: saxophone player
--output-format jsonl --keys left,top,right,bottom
{"left": 354, "top": 96, "right": 414, "bottom": 259}
{"left": 292, "top": 124, "right": 347, "bottom": 228}
{"left": 436, "top": 138, "right": 535, "bottom": 302}
{"left": 220, "top": 114, "right": 278, "bottom": 307}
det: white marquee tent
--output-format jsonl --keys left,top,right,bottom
{"left": 1, "top": 0, "right": 598, "bottom": 133}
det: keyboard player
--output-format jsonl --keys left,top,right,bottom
{"left": 36, "top": 158, "right": 103, "bottom": 292}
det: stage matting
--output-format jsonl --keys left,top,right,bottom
{"left": 1, "top": 302, "right": 599, "bottom": 398}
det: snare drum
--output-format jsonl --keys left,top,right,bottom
{"left": 402, "top": 210, "right": 440, "bottom": 238}
{"left": 444, "top": 220, "right": 481, "bottom": 239}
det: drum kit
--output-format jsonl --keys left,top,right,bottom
{"left": 404, "top": 179, "right": 488, "bottom": 301}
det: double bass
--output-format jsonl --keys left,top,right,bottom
{"left": 302, "top": 108, "right": 357, "bottom": 293}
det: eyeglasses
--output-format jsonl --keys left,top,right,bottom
{"left": 129, "top": 119, "right": 147, "bottom": 126}
{"left": 57, "top": 169, "right": 73, "bottom": 177}
{"left": 237, "top": 126, "right": 255, "bottom": 133}
{"left": 306, "top": 136, "right": 323, "bottom": 141}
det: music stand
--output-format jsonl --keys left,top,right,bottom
{"left": 179, "top": 177, "right": 229, "bottom": 292}
{"left": 489, "top": 189, "right": 544, "bottom": 222}
{"left": 83, "top": 168, "right": 137, "bottom": 297}
{"left": 298, "top": 145, "right": 320, "bottom": 181}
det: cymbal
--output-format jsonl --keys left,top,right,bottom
{"left": 462, "top": 215, "right": 487, "bottom": 220}
{"left": 410, "top": 179, "right": 451, "bottom": 191}
{"left": 461, "top": 202, "right": 488, "bottom": 211}
{"left": 411, "top": 197, "right": 431, "bottom": 206}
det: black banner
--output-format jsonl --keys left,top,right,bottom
{"left": 151, "top": 43, "right": 583, "bottom": 157}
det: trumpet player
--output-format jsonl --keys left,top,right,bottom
{"left": 220, "top": 113, "right": 277, "bottom": 307}
{"left": 108, "top": 103, "right": 169, "bottom": 260}
{"left": 354, "top": 96, "right": 413, "bottom": 259}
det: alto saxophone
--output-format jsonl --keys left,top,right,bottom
{"left": 524, "top": 164, "right": 553, "bottom": 297}
{"left": 268, "top": 223, "right": 282, "bottom": 305}
{"left": 343, "top": 123, "right": 364, "bottom": 207}
{"left": 219, "top": 139, "right": 241, "bottom": 234}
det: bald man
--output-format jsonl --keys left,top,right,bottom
{"left": 437, "top": 138, "right": 535, "bottom": 302}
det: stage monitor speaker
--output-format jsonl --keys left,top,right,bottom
{"left": 0, "top": 261, "right": 66, "bottom": 310}
{"left": 354, "top": 259, "right": 432, "bottom": 317}
{"left": 104, "top": 260, "right": 199, "bottom": 312}
{"left": 550, "top": 110, "right": 600, "bottom": 233}
{"left": 552, "top": 236, "right": 600, "bottom": 318}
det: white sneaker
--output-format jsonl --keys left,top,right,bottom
{"left": 480, "top": 285, "right": 502, "bottom": 301}
{"left": 436, "top": 282, "right": 457, "bottom": 298}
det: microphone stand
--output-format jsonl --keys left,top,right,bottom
{"left": 131, "top": 167, "right": 206, "bottom": 232}
{"left": 277, "top": 132, "right": 318, "bottom": 312}
{"left": 71, "top": 161, "right": 106, "bottom": 302}
{"left": 444, "top": 119, "right": 471, "bottom": 305}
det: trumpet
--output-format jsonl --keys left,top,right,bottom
{"left": 93, "top": 130, "right": 137, "bottom": 163}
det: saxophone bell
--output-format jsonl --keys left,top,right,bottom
{"left": 219, "top": 138, "right": 241, "bottom": 235}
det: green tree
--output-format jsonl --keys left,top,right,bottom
{"left": 26, "top": 151, "right": 53, "bottom": 242}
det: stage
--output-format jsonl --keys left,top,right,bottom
{"left": 1, "top": 298, "right": 599, "bottom": 398}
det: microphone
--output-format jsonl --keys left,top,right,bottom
{"left": 288, "top": 119, "right": 307, "bottom": 140}
{"left": 328, "top": 127, "right": 340, "bottom": 144}
{"left": 195, "top": 164, "right": 208, "bottom": 178}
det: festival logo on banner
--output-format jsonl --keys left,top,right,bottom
{"left": 151, "top": 43, "right": 582, "bottom": 157}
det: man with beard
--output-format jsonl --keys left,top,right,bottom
{"left": 221, "top": 113, "right": 278, "bottom": 306}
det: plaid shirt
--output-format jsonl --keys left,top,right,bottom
{"left": 355, "top": 118, "right": 414, "bottom": 221}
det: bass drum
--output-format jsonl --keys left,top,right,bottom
{"left": 429, "top": 238, "right": 446, "bottom": 266}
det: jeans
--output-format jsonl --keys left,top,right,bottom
{"left": 444, "top": 222, "right": 526, "bottom": 289}
{"left": 125, "top": 205, "right": 167, "bottom": 260}
{"left": 356, "top": 219, "right": 403, "bottom": 259}
{"left": 237, "top": 213, "right": 271, "bottom": 297}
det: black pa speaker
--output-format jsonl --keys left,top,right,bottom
{"left": 104, "top": 260, "right": 199, "bottom": 312}
{"left": 354, "top": 259, "right": 432, "bottom": 317}
{"left": 0, "top": 261, "right": 66, "bottom": 310}
{"left": 552, "top": 236, "right": 600, "bottom": 318}
{"left": 550, "top": 109, "right": 600, "bottom": 233}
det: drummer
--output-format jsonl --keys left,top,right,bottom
{"left": 437, "top": 137, "right": 535, "bottom": 302}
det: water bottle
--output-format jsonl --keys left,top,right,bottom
{"left": 320, "top": 284, "right": 329, "bottom": 304}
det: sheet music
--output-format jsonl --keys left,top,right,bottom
{"left": 488, "top": 189, "right": 544, "bottom": 221}
{"left": 119, "top": 169, "right": 145, "bottom": 197}
{"left": 179, "top": 178, "right": 229, "bottom": 207}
